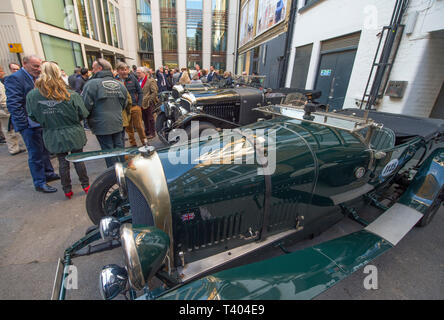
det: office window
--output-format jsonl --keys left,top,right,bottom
{"left": 109, "top": 4, "right": 119, "bottom": 47}
{"left": 95, "top": 0, "right": 106, "bottom": 43}
{"left": 87, "top": 0, "right": 99, "bottom": 40}
{"left": 40, "top": 34, "right": 83, "bottom": 74}
{"left": 186, "top": 0, "right": 203, "bottom": 68}
{"left": 32, "top": 0, "right": 78, "bottom": 33}
{"left": 115, "top": 7, "right": 124, "bottom": 49}
{"left": 160, "top": 0, "right": 178, "bottom": 68}
{"left": 136, "top": 0, "right": 154, "bottom": 52}
{"left": 76, "top": 0, "right": 90, "bottom": 37}
{"left": 102, "top": 0, "right": 113, "bottom": 45}
{"left": 211, "top": 0, "right": 228, "bottom": 71}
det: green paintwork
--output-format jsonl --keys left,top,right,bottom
{"left": 155, "top": 230, "right": 392, "bottom": 300}
{"left": 399, "top": 148, "right": 444, "bottom": 214}
{"left": 132, "top": 227, "right": 170, "bottom": 282}
{"left": 152, "top": 117, "right": 370, "bottom": 266}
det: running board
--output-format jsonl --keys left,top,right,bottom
{"left": 178, "top": 229, "right": 300, "bottom": 283}
{"left": 365, "top": 203, "right": 423, "bottom": 246}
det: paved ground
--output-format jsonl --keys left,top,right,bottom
{"left": 0, "top": 132, "right": 443, "bottom": 300}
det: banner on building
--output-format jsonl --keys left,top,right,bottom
{"left": 256, "top": 0, "right": 287, "bottom": 36}
{"left": 239, "top": 0, "right": 256, "bottom": 47}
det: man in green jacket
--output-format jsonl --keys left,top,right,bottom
{"left": 81, "top": 59, "right": 128, "bottom": 167}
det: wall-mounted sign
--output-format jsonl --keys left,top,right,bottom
{"left": 320, "top": 69, "right": 332, "bottom": 77}
{"left": 8, "top": 43, "right": 23, "bottom": 53}
{"left": 385, "top": 81, "right": 408, "bottom": 98}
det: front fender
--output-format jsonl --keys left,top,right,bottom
{"left": 399, "top": 148, "right": 444, "bottom": 214}
{"left": 172, "top": 112, "right": 239, "bottom": 130}
{"left": 66, "top": 147, "right": 140, "bottom": 163}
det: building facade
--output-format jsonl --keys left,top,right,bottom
{"left": 0, "top": 0, "right": 127, "bottom": 75}
{"left": 284, "top": 0, "right": 444, "bottom": 118}
{"left": 124, "top": 0, "right": 239, "bottom": 72}
{"left": 0, "top": 0, "right": 239, "bottom": 77}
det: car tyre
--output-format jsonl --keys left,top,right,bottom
{"left": 185, "top": 121, "right": 218, "bottom": 141}
{"left": 86, "top": 167, "right": 127, "bottom": 225}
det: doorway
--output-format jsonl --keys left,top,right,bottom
{"left": 315, "top": 49, "right": 357, "bottom": 110}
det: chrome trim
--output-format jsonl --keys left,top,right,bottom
{"left": 179, "top": 229, "right": 301, "bottom": 283}
{"left": 182, "top": 92, "right": 197, "bottom": 106}
{"left": 115, "top": 163, "right": 127, "bottom": 199}
{"left": 125, "top": 152, "right": 174, "bottom": 267}
{"left": 120, "top": 224, "right": 146, "bottom": 290}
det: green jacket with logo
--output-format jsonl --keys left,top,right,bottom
{"left": 26, "top": 89, "right": 89, "bottom": 154}
{"left": 81, "top": 70, "right": 128, "bottom": 135}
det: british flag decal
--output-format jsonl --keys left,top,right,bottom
{"left": 181, "top": 212, "right": 195, "bottom": 222}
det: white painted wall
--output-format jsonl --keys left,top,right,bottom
{"left": 226, "top": 0, "right": 240, "bottom": 73}
{"left": 285, "top": 0, "right": 444, "bottom": 118}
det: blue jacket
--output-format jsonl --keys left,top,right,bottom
{"left": 4, "top": 68, "right": 40, "bottom": 131}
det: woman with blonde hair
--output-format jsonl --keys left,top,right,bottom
{"left": 26, "top": 62, "right": 90, "bottom": 199}
{"left": 179, "top": 68, "right": 191, "bottom": 85}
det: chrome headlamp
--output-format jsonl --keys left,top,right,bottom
{"left": 172, "top": 85, "right": 185, "bottom": 99}
{"left": 120, "top": 224, "right": 170, "bottom": 291}
{"left": 99, "top": 217, "right": 122, "bottom": 240}
{"left": 182, "top": 92, "right": 197, "bottom": 107}
{"left": 115, "top": 163, "right": 127, "bottom": 199}
{"left": 99, "top": 264, "right": 128, "bottom": 300}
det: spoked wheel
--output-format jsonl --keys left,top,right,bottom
{"left": 86, "top": 167, "right": 130, "bottom": 225}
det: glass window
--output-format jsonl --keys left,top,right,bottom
{"left": 32, "top": 0, "right": 78, "bottom": 33}
{"left": 115, "top": 7, "right": 124, "bottom": 49}
{"left": 109, "top": 4, "right": 119, "bottom": 47}
{"left": 76, "top": 0, "right": 90, "bottom": 37}
{"left": 186, "top": 0, "right": 203, "bottom": 68}
{"left": 136, "top": 0, "right": 154, "bottom": 52}
{"left": 87, "top": 0, "right": 99, "bottom": 40}
{"left": 102, "top": 0, "right": 113, "bottom": 45}
{"left": 211, "top": 0, "right": 228, "bottom": 71}
{"left": 40, "top": 34, "right": 84, "bottom": 74}
{"left": 95, "top": 0, "right": 106, "bottom": 43}
{"left": 160, "top": 0, "right": 178, "bottom": 67}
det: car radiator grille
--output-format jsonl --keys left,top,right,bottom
{"left": 202, "top": 104, "right": 238, "bottom": 122}
{"left": 175, "top": 213, "right": 244, "bottom": 251}
{"left": 127, "top": 179, "right": 154, "bottom": 226}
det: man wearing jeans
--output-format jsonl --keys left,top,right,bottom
{"left": 4, "top": 55, "right": 59, "bottom": 193}
{"left": 82, "top": 59, "right": 128, "bottom": 168}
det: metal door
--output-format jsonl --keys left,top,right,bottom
{"left": 315, "top": 49, "right": 357, "bottom": 110}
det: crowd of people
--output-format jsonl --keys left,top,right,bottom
{"left": 0, "top": 55, "right": 235, "bottom": 199}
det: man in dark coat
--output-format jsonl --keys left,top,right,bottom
{"left": 82, "top": 59, "right": 128, "bottom": 167}
{"left": 74, "top": 68, "right": 89, "bottom": 94}
{"left": 68, "top": 67, "right": 81, "bottom": 89}
{"left": 156, "top": 67, "right": 168, "bottom": 92}
{"left": 4, "top": 55, "right": 59, "bottom": 193}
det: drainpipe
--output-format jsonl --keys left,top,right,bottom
{"left": 279, "top": 0, "right": 298, "bottom": 89}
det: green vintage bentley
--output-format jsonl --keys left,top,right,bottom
{"left": 52, "top": 106, "right": 444, "bottom": 300}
